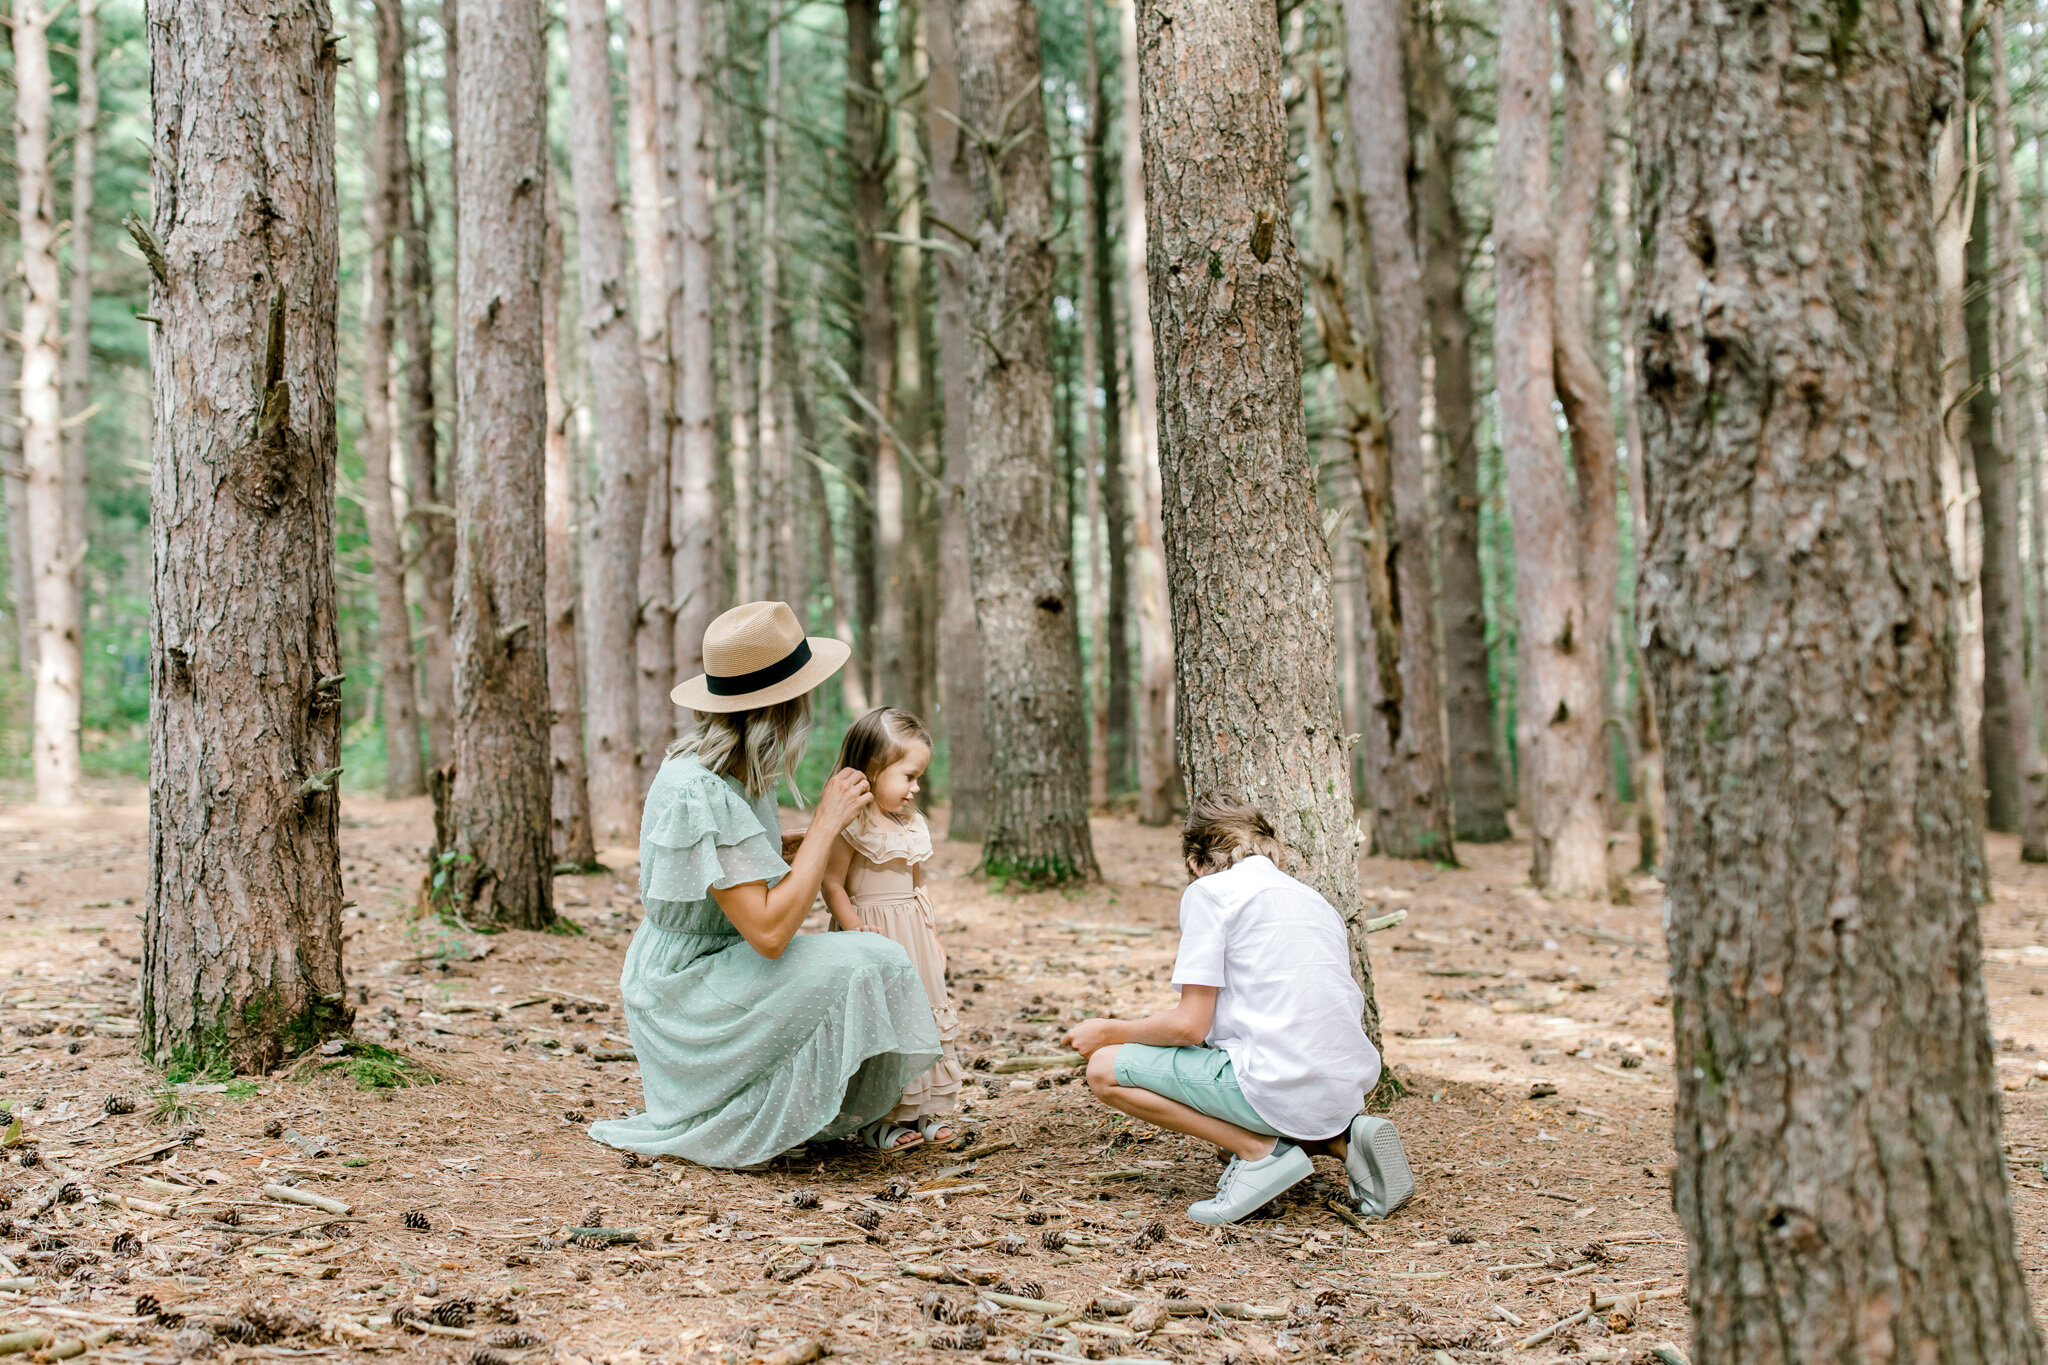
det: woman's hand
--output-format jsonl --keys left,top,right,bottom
{"left": 815, "top": 767, "right": 874, "bottom": 836}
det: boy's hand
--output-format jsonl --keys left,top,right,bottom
{"left": 1063, "top": 1018, "right": 1118, "bottom": 1057}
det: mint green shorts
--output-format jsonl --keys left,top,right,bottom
{"left": 1112, "top": 1043, "right": 1283, "bottom": 1137}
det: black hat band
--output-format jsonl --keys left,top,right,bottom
{"left": 704, "top": 639, "right": 813, "bottom": 697}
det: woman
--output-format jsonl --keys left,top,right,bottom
{"left": 589, "top": 601, "right": 942, "bottom": 1167}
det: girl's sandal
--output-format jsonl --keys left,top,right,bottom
{"left": 917, "top": 1119, "right": 961, "bottom": 1147}
{"left": 859, "top": 1120, "right": 923, "bottom": 1152}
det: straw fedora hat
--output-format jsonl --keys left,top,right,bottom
{"left": 670, "top": 601, "right": 851, "bottom": 713}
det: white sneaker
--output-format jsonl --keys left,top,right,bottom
{"left": 1187, "top": 1141, "right": 1313, "bottom": 1225}
{"left": 1343, "top": 1114, "right": 1414, "bottom": 1218}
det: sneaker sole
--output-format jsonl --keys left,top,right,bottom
{"left": 1347, "top": 1116, "right": 1415, "bottom": 1218}
{"left": 1187, "top": 1151, "right": 1314, "bottom": 1226}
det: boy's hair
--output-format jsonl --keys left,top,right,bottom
{"left": 834, "top": 706, "right": 934, "bottom": 788}
{"left": 1182, "top": 792, "right": 1286, "bottom": 875}
{"left": 668, "top": 695, "right": 814, "bottom": 801}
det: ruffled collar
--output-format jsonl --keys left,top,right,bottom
{"left": 841, "top": 809, "right": 933, "bottom": 866}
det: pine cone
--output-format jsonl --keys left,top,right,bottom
{"left": 920, "top": 1292, "right": 957, "bottom": 1321}
{"left": 618, "top": 1152, "right": 643, "bottom": 1170}
{"left": 484, "top": 1301, "right": 521, "bottom": 1325}
{"left": 432, "top": 1298, "right": 474, "bottom": 1328}
{"left": 468, "top": 1349, "right": 515, "bottom": 1365}
{"left": 111, "top": 1231, "right": 141, "bottom": 1257}
{"left": 55, "top": 1179, "right": 83, "bottom": 1205}
{"left": 102, "top": 1095, "right": 136, "bottom": 1116}
{"left": 1579, "top": 1239, "right": 1621, "bottom": 1264}
{"left": 1039, "top": 1229, "right": 1067, "bottom": 1252}
{"left": 787, "top": 1187, "right": 820, "bottom": 1210}
{"left": 216, "top": 1205, "right": 241, "bottom": 1227}
{"left": 502, "top": 1253, "right": 533, "bottom": 1268}
{"left": 774, "top": 1257, "right": 817, "bottom": 1283}
{"left": 877, "top": 1178, "right": 912, "bottom": 1203}
{"left": 1314, "top": 1288, "right": 1346, "bottom": 1307}
{"left": 930, "top": 1324, "right": 987, "bottom": 1351}
{"left": 562, "top": 1111, "right": 583, "bottom": 1123}
{"left": 1446, "top": 1227, "right": 1477, "bottom": 1245}
{"left": 849, "top": 1207, "right": 882, "bottom": 1230}
{"left": 482, "top": 1328, "right": 544, "bottom": 1348}
{"left": 402, "top": 1210, "right": 431, "bottom": 1231}
{"left": 998, "top": 1234, "right": 1028, "bottom": 1255}
{"left": 572, "top": 1235, "right": 610, "bottom": 1250}
{"left": 1006, "top": 1279, "right": 1046, "bottom": 1302}
{"left": 579, "top": 1206, "right": 607, "bottom": 1229}
{"left": 1023, "top": 1210, "right": 1048, "bottom": 1226}
{"left": 1164, "top": 1284, "right": 1188, "bottom": 1300}
{"left": 390, "top": 1304, "right": 430, "bottom": 1333}
{"left": 27, "top": 1232, "right": 66, "bottom": 1252}
{"left": 1125, "top": 1219, "right": 1165, "bottom": 1250}
{"left": 134, "top": 1293, "right": 161, "bottom": 1320}
{"left": 15, "top": 1148, "right": 38, "bottom": 1169}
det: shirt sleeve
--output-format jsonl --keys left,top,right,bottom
{"left": 1172, "top": 882, "right": 1228, "bottom": 988}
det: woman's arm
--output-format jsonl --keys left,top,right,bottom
{"left": 710, "top": 767, "right": 871, "bottom": 959}
{"left": 1061, "top": 986, "right": 1219, "bottom": 1057}
{"left": 820, "top": 838, "right": 865, "bottom": 932}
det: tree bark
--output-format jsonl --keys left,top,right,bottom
{"left": 144, "top": 0, "right": 352, "bottom": 1070}
{"left": 925, "top": 0, "right": 990, "bottom": 841}
{"left": 363, "top": 0, "right": 426, "bottom": 799}
{"left": 670, "top": 0, "right": 721, "bottom": 684}
{"left": 565, "top": 0, "right": 650, "bottom": 845}
{"left": 17, "top": 0, "right": 81, "bottom": 808}
{"left": 1494, "top": 0, "right": 1611, "bottom": 899}
{"left": 1119, "top": 0, "right": 1174, "bottom": 828}
{"left": 1340, "top": 0, "right": 1454, "bottom": 863}
{"left": 1, "top": 287, "right": 28, "bottom": 681}
{"left": 956, "top": 0, "right": 1098, "bottom": 884}
{"left": 755, "top": 18, "right": 787, "bottom": 607}
{"left": 1409, "top": 0, "right": 1506, "bottom": 844}
{"left": 1136, "top": 0, "right": 1376, "bottom": 1037}
{"left": 844, "top": 0, "right": 897, "bottom": 706}
{"left": 1087, "top": 7, "right": 1131, "bottom": 796}
{"left": 445, "top": 0, "right": 554, "bottom": 929}
{"left": 542, "top": 174, "right": 596, "bottom": 870}
{"left": 716, "top": 48, "right": 756, "bottom": 607}
{"left": 1636, "top": 0, "right": 2044, "bottom": 1351}
{"left": 61, "top": 0, "right": 97, "bottom": 642}
{"left": 893, "top": 5, "right": 935, "bottom": 726}
{"left": 1079, "top": 66, "right": 1111, "bottom": 811}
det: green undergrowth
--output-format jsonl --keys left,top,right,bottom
{"left": 292, "top": 1040, "right": 443, "bottom": 1091}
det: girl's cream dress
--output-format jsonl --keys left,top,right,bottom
{"left": 839, "top": 810, "right": 963, "bottom": 1124}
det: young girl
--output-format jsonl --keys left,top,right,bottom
{"left": 822, "top": 707, "right": 963, "bottom": 1151}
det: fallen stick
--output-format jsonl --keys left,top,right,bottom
{"left": 1323, "top": 1199, "right": 1374, "bottom": 1234}
{"left": 910, "top": 1183, "right": 990, "bottom": 1200}
{"left": 1364, "top": 909, "right": 1408, "bottom": 933}
{"left": 1529, "top": 1262, "right": 1596, "bottom": 1285}
{"left": 982, "top": 1291, "right": 1074, "bottom": 1315}
{"left": 0, "top": 1332, "right": 47, "bottom": 1357}
{"left": 991, "top": 1055, "right": 1083, "bottom": 1074}
{"left": 225, "top": 1217, "right": 366, "bottom": 1250}
{"left": 90, "top": 1136, "right": 190, "bottom": 1173}
{"left": 1023, "top": 1352, "right": 1170, "bottom": 1365}
{"left": 1212, "top": 1303, "right": 1288, "bottom": 1321}
{"left": 753, "top": 1340, "right": 823, "bottom": 1365}
{"left": 39, "top": 1330, "right": 113, "bottom": 1361}
{"left": 556, "top": 1226, "right": 648, "bottom": 1244}
{"left": 97, "top": 1192, "right": 174, "bottom": 1217}
{"left": 1489, "top": 1304, "right": 1524, "bottom": 1328}
{"left": 0, "top": 1280, "right": 33, "bottom": 1293}
{"left": 261, "top": 1184, "right": 350, "bottom": 1216}
{"left": 1517, "top": 1286, "right": 1684, "bottom": 1349}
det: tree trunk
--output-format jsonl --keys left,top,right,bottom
{"left": 1494, "top": 0, "right": 1611, "bottom": 899}
{"left": 1087, "top": 7, "right": 1130, "bottom": 797}
{"left": 1340, "top": 0, "right": 1454, "bottom": 862}
{"left": 364, "top": 0, "right": 426, "bottom": 799}
{"left": 543, "top": 175, "right": 596, "bottom": 870}
{"left": 1, "top": 288, "right": 28, "bottom": 682}
{"left": 844, "top": 0, "right": 898, "bottom": 706}
{"left": 445, "top": 0, "right": 554, "bottom": 929}
{"left": 1981, "top": 8, "right": 2048, "bottom": 858}
{"left": 755, "top": 18, "right": 787, "bottom": 608}
{"left": 925, "top": 0, "right": 989, "bottom": 841}
{"left": 144, "top": 0, "right": 352, "bottom": 1070}
{"left": 716, "top": 60, "right": 756, "bottom": 607}
{"left": 1120, "top": 0, "right": 1174, "bottom": 828}
{"left": 566, "top": 0, "right": 650, "bottom": 845}
{"left": 956, "top": 0, "right": 1098, "bottom": 884}
{"left": 625, "top": 0, "right": 676, "bottom": 770}
{"left": 17, "top": 0, "right": 80, "bottom": 809}
{"left": 1080, "top": 70, "right": 1110, "bottom": 811}
{"left": 892, "top": 5, "right": 934, "bottom": 725}
{"left": 1135, "top": 0, "right": 1375, "bottom": 1036}
{"left": 1409, "top": 0, "right": 1504, "bottom": 843}
{"left": 671, "top": 0, "right": 721, "bottom": 684}
{"left": 61, "top": 0, "right": 97, "bottom": 642}
{"left": 1636, "top": 0, "right": 2044, "bottom": 1350}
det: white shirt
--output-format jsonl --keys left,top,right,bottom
{"left": 1171, "top": 855, "right": 1381, "bottom": 1140}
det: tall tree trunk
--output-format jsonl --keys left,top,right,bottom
{"left": 144, "top": 0, "right": 352, "bottom": 1069}
{"left": 925, "top": 0, "right": 989, "bottom": 840}
{"left": 1080, "top": 66, "right": 1110, "bottom": 810}
{"left": 542, "top": 175, "right": 596, "bottom": 869}
{"left": 1979, "top": 8, "right": 2048, "bottom": 858}
{"left": 1120, "top": 0, "right": 1174, "bottom": 828}
{"left": 1087, "top": 5, "right": 1130, "bottom": 796}
{"left": 364, "top": 0, "right": 426, "bottom": 799}
{"left": 566, "top": 0, "right": 649, "bottom": 845}
{"left": 399, "top": 106, "right": 456, "bottom": 774}
{"left": 755, "top": 18, "right": 787, "bottom": 608}
{"left": 1494, "top": 0, "right": 1611, "bottom": 899}
{"left": 846, "top": 0, "right": 889, "bottom": 700}
{"left": 445, "top": 0, "right": 554, "bottom": 929}
{"left": 2032, "top": 60, "right": 2048, "bottom": 735}
{"left": 61, "top": 0, "right": 97, "bottom": 641}
{"left": 1410, "top": 0, "right": 1506, "bottom": 843}
{"left": 671, "top": 0, "right": 721, "bottom": 682}
{"left": 625, "top": 0, "right": 676, "bottom": 770}
{"left": 893, "top": 2, "right": 934, "bottom": 725}
{"left": 1637, "top": 0, "right": 2044, "bottom": 1348}
{"left": 2, "top": 288, "right": 29, "bottom": 681}
{"left": 716, "top": 53, "right": 756, "bottom": 606}
{"left": 1340, "top": 0, "right": 1454, "bottom": 862}
{"left": 16, "top": 0, "right": 81, "bottom": 808}
{"left": 956, "top": 0, "right": 1098, "bottom": 884}
{"left": 1135, "top": 0, "right": 1376, "bottom": 1035}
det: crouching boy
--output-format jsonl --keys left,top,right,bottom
{"left": 1061, "top": 794, "right": 1414, "bottom": 1225}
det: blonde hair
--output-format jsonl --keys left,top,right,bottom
{"left": 1182, "top": 792, "right": 1286, "bottom": 876}
{"left": 667, "top": 695, "right": 815, "bottom": 801}
{"left": 835, "top": 708, "right": 933, "bottom": 796}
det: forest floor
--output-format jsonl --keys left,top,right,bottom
{"left": 7, "top": 785, "right": 2048, "bottom": 1365}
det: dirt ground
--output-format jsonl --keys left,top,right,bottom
{"left": 5, "top": 784, "right": 2048, "bottom": 1365}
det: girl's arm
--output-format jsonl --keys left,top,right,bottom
{"left": 820, "top": 838, "right": 864, "bottom": 931}
{"left": 1061, "top": 986, "right": 1219, "bottom": 1057}
{"left": 710, "top": 767, "right": 872, "bottom": 960}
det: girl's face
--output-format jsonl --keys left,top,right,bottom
{"left": 872, "top": 741, "right": 929, "bottom": 816}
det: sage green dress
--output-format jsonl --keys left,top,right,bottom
{"left": 588, "top": 755, "right": 942, "bottom": 1168}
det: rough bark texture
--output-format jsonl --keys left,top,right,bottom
{"left": 566, "top": 0, "right": 649, "bottom": 845}
{"left": 1410, "top": 1, "right": 1507, "bottom": 844}
{"left": 144, "top": 0, "right": 352, "bottom": 1071}
{"left": 363, "top": 0, "right": 426, "bottom": 799}
{"left": 1135, "top": 0, "right": 1376, "bottom": 1038}
{"left": 1636, "top": 0, "right": 2044, "bottom": 1354}
{"left": 542, "top": 179, "right": 595, "bottom": 870}
{"left": 1340, "top": 0, "right": 1454, "bottom": 862}
{"left": 1088, "top": 10, "right": 1130, "bottom": 797}
{"left": 1119, "top": 0, "right": 1174, "bottom": 829}
{"left": 925, "top": 0, "right": 990, "bottom": 842}
{"left": 17, "top": 0, "right": 81, "bottom": 808}
{"left": 755, "top": 20, "right": 787, "bottom": 608}
{"left": 2, "top": 291, "right": 28, "bottom": 680}
{"left": 61, "top": 0, "right": 96, "bottom": 643}
{"left": 956, "top": 0, "right": 1098, "bottom": 884}
{"left": 398, "top": 109, "right": 455, "bottom": 774}
{"left": 1493, "top": 0, "right": 1611, "bottom": 899}
{"left": 446, "top": 0, "right": 554, "bottom": 930}
{"left": 891, "top": 6, "right": 935, "bottom": 728}
{"left": 670, "top": 0, "right": 720, "bottom": 686}
{"left": 845, "top": 0, "right": 894, "bottom": 705}
{"left": 1080, "top": 23, "right": 1110, "bottom": 810}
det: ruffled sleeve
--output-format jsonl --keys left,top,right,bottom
{"left": 639, "top": 756, "right": 790, "bottom": 903}
{"left": 840, "top": 810, "right": 934, "bottom": 867}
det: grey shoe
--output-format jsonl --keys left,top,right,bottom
{"left": 1344, "top": 1115, "right": 1415, "bottom": 1218}
{"left": 1187, "top": 1141, "right": 1313, "bottom": 1225}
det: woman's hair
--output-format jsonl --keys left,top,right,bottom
{"left": 835, "top": 707, "right": 934, "bottom": 794}
{"left": 1182, "top": 792, "right": 1287, "bottom": 876}
{"left": 667, "top": 694, "right": 815, "bottom": 801}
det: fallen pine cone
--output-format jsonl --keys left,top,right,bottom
{"left": 1164, "top": 1285, "right": 1188, "bottom": 1300}
{"left": 390, "top": 1305, "right": 430, "bottom": 1334}
{"left": 928, "top": 1324, "right": 988, "bottom": 1352}
{"left": 468, "top": 1349, "right": 516, "bottom": 1365}
{"left": 1123, "top": 1259, "right": 1191, "bottom": 1286}
{"left": 618, "top": 1152, "right": 645, "bottom": 1170}
{"left": 502, "top": 1253, "right": 533, "bottom": 1268}
{"left": 772, "top": 1257, "right": 817, "bottom": 1283}
{"left": 1314, "top": 1288, "right": 1346, "bottom": 1307}
{"left": 997, "top": 1279, "right": 1046, "bottom": 1302}
{"left": 579, "top": 1206, "right": 607, "bottom": 1229}
{"left": 787, "top": 1187, "right": 820, "bottom": 1210}
{"left": 111, "top": 1231, "right": 141, "bottom": 1257}
{"left": 997, "top": 1234, "right": 1028, "bottom": 1255}
{"left": 432, "top": 1298, "right": 475, "bottom": 1328}
{"left": 1023, "top": 1210, "right": 1048, "bottom": 1226}
{"left": 402, "top": 1210, "right": 431, "bottom": 1231}
{"left": 481, "top": 1328, "right": 544, "bottom": 1348}
{"left": 877, "top": 1178, "right": 912, "bottom": 1203}
{"left": 1038, "top": 1229, "right": 1067, "bottom": 1251}
{"left": 263, "top": 1118, "right": 284, "bottom": 1139}
{"left": 134, "top": 1293, "right": 161, "bottom": 1320}
{"left": 1579, "top": 1239, "right": 1622, "bottom": 1264}
{"left": 103, "top": 1095, "right": 136, "bottom": 1116}
{"left": 1446, "top": 1227, "right": 1477, "bottom": 1245}
{"left": 483, "top": 1301, "right": 521, "bottom": 1325}
{"left": 1125, "top": 1219, "right": 1165, "bottom": 1250}
{"left": 216, "top": 1205, "right": 241, "bottom": 1227}
{"left": 849, "top": 1207, "right": 881, "bottom": 1231}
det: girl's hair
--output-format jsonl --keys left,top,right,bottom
{"left": 1182, "top": 792, "right": 1286, "bottom": 876}
{"left": 835, "top": 707, "right": 934, "bottom": 793}
{"left": 667, "top": 695, "right": 815, "bottom": 801}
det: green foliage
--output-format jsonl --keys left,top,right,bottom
{"left": 297, "top": 1040, "right": 440, "bottom": 1091}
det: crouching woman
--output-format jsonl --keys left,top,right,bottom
{"left": 1062, "top": 794, "right": 1413, "bottom": 1225}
